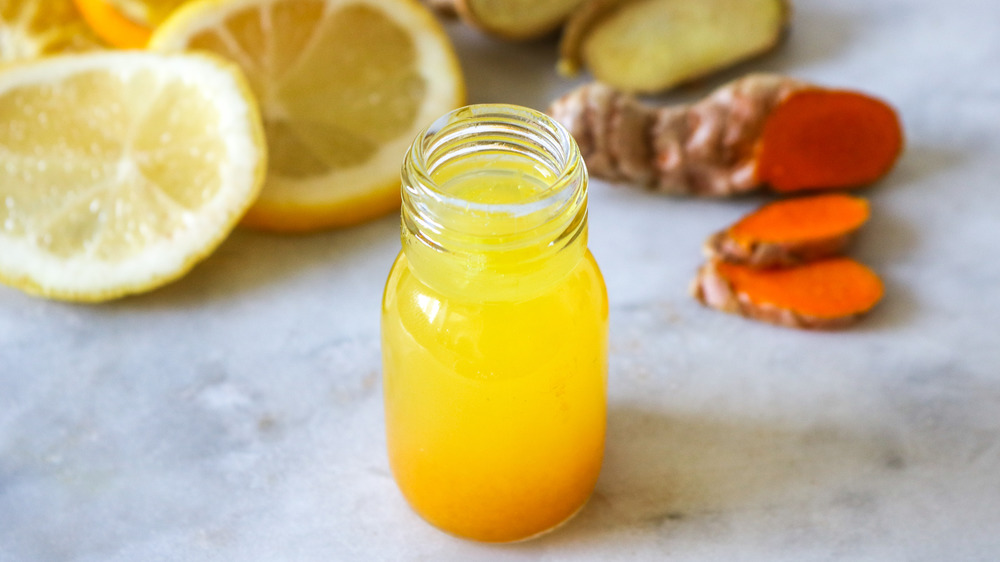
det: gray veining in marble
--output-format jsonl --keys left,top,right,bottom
{"left": 3, "top": 0, "right": 1000, "bottom": 559}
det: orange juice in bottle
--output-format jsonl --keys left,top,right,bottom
{"left": 381, "top": 104, "right": 608, "bottom": 542}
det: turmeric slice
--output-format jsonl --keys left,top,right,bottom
{"left": 691, "top": 258, "right": 884, "bottom": 329}
{"left": 704, "top": 194, "right": 871, "bottom": 268}
{"left": 548, "top": 74, "right": 904, "bottom": 196}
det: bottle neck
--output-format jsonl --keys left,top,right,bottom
{"left": 401, "top": 104, "right": 589, "bottom": 300}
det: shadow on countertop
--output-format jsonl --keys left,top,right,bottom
{"left": 93, "top": 213, "right": 401, "bottom": 311}
{"left": 510, "top": 404, "right": 906, "bottom": 550}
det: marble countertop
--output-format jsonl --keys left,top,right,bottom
{"left": 3, "top": 0, "right": 1000, "bottom": 559}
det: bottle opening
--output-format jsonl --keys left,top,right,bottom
{"left": 403, "top": 104, "right": 586, "bottom": 248}
{"left": 400, "top": 104, "right": 589, "bottom": 297}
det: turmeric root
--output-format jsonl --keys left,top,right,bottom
{"left": 427, "top": 0, "right": 587, "bottom": 40}
{"left": 559, "top": 0, "right": 790, "bottom": 93}
{"left": 547, "top": 75, "right": 904, "bottom": 196}
{"left": 691, "top": 258, "right": 884, "bottom": 329}
{"left": 704, "top": 194, "right": 871, "bottom": 268}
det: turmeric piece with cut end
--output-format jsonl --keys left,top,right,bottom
{"left": 756, "top": 90, "right": 904, "bottom": 192}
{"left": 704, "top": 194, "right": 871, "bottom": 268}
{"left": 548, "top": 74, "right": 904, "bottom": 196}
{"left": 691, "top": 258, "right": 884, "bottom": 329}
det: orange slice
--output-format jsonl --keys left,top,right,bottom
{"left": 0, "top": 0, "right": 105, "bottom": 62}
{"left": 71, "top": 0, "right": 188, "bottom": 48}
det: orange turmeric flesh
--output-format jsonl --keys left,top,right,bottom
{"left": 549, "top": 77, "right": 904, "bottom": 196}
{"left": 729, "top": 194, "right": 869, "bottom": 244}
{"left": 718, "top": 258, "right": 882, "bottom": 317}
{"left": 756, "top": 89, "right": 903, "bottom": 192}
{"left": 692, "top": 258, "right": 884, "bottom": 329}
{"left": 706, "top": 194, "right": 870, "bottom": 267}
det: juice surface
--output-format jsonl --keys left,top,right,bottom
{"left": 382, "top": 163, "right": 607, "bottom": 542}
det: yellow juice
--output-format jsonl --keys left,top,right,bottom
{"left": 383, "top": 166, "right": 607, "bottom": 542}
{"left": 383, "top": 104, "right": 607, "bottom": 542}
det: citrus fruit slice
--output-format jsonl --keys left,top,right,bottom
{"left": 150, "top": 0, "right": 465, "bottom": 232}
{"left": 106, "top": 0, "right": 189, "bottom": 25}
{"left": 0, "top": 0, "right": 105, "bottom": 62}
{"left": 71, "top": 0, "right": 188, "bottom": 48}
{"left": 0, "top": 51, "right": 266, "bottom": 301}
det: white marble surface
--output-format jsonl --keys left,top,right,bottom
{"left": 3, "top": 0, "right": 1000, "bottom": 559}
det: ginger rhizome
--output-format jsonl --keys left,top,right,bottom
{"left": 424, "top": 0, "right": 586, "bottom": 40}
{"left": 559, "top": 0, "right": 790, "bottom": 93}
{"left": 548, "top": 74, "right": 904, "bottom": 196}
{"left": 691, "top": 258, "right": 884, "bottom": 330}
{"left": 704, "top": 194, "right": 871, "bottom": 268}
{"left": 426, "top": 0, "right": 790, "bottom": 91}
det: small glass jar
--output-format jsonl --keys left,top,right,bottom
{"left": 381, "top": 104, "right": 608, "bottom": 542}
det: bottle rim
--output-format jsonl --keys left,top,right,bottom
{"left": 399, "top": 104, "right": 590, "bottom": 296}
{"left": 402, "top": 104, "right": 585, "bottom": 222}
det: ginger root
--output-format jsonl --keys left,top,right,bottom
{"left": 548, "top": 75, "right": 904, "bottom": 196}
{"left": 427, "top": 0, "right": 587, "bottom": 41}
{"left": 704, "top": 194, "right": 870, "bottom": 268}
{"left": 423, "top": 0, "right": 460, "bottom": 16}
{"left": 691, "top": 258, "right": 884, "bottom": 329}
{"left": 559, "top": 0, "right": 790, "bottom": 93}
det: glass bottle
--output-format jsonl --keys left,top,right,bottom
{"left": 381, "top": 104, "right": 608, "bottom": 542}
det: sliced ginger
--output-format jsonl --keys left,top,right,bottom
{"left": 704, "top": 194, "right": 871, "bottom": 268}
{"left": 548, "top": 74, "right": 904, "bottom": 196}
{"left": 691, "top": 258, "right": 884, "bottom": 330}
{"left": 560, "top": 0, "right": 790, "bottom": 93}
{"left": 433, "top": 0, "right": 586, "bottom": 40}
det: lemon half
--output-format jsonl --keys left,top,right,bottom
{"left": 151, "top": 0, "right": 465, "bottom": 232}
{"left": 0, "top": 51, "right": 266, "bottom": 301}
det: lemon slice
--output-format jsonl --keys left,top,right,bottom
{"left": 0, "top": 0, "right": 105, "bottom": 62}
{"left": 0, "top": 52, "right": 266, "bottom": 301}
{"left": 150, "top": 0, "right": 465, "bottom": 232}
{"left": 71, "top": 0, "right": 188, "bottom": 48}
